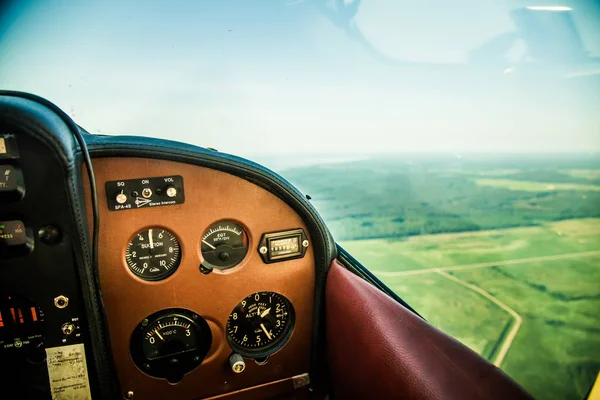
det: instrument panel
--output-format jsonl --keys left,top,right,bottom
{"left": 85, "top": 157, "right": 316, "bottom": 399}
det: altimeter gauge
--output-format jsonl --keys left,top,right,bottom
{"left": 226, "top": 292, "right": 295, "bottom": 358}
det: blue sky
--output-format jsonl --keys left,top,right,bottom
{"left": 1, "top": 0, "right": 599, "bottom": 156}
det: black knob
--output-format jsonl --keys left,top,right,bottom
{"left": 38, "top": 225, "right": 62, "bottom": 245}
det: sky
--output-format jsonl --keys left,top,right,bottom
{"left": 0, "top": 0, "right": 599, "bottom": 157}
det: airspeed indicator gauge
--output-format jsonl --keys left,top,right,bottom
{"left": 201, "top": 221, "right": 248, "bottom": 270}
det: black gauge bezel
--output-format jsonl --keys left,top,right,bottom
{"left": 130, "top": 308, "right": 212, "bottom": 383}
{"left": 226, "top": 292, "right": 295, "bottom": 359}
{"left": 200, "top": 220, "right": 249, "bottom": 271}
{"left": 125, "top": 227, "right": 182, "bottom": 281}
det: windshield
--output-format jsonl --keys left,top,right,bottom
{"left": 2, "top": 1, "right": 599, "bottom": 399}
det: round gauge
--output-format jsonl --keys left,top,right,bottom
{"left": 201, "top": 221, "right": 248, "bottom": 270}
{"left": 0, "top": 294, "right": 45, "bottom": 357}
{"left": 130, "top": 309, "right": 212, "bottom": 383}
{"left": 125, "top": 228, "right": 181, "bottom": 281}
{"left": 226, "top": 292, "right": 295, "bottom": 358}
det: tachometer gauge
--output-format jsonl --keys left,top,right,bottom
{"left": 226, "top": 292, "right": 295, "bottom": 358}
{"left": 130, "top": 309, "right": 212, "bottom": 383}
{"left": 125, "top": 228, "right": 181, "bottom": 281}
{"left": 201, "top": 221, "right": 248, "bottom": 270}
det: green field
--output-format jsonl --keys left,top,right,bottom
{"left": 341, "top": 219, "right": 600, "bottom": 399}
{"left": 282, "top": 155, "right": 600, "bottom": 399}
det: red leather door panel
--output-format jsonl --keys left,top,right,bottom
{"left": 326, "top": 260, "right": 533, "bottom": 399}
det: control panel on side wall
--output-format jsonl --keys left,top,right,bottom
{"left": 106, "top": 175, "right": 185, "bottom": 211}
{"left": 0, "top": 113, "right": 93, "bottom": 400}
{"left": 0, "top": 135, "right": 31, "bottom": 258}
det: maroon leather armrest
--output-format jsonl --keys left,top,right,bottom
{"left": 326, "top": 260, "right": 533, "bottom": 399}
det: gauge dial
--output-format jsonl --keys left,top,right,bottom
{"left": 142, "top": 317, "right": 196, "bottom": 360}
{"left": 226, "top": 292, "right": 295, "bottom": 358}
{"left": 125, "top": 228, "right": 181, "bottom": 281}
{"left": 130, "top": 309, "right": 212, "bottom": 383}
{"left": 201, "top": 221, "right": 248, "bottom": 270}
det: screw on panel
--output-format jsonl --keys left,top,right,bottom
{"left": 259, "top": 246, "right": 268, "bottom": 254}
{"left": 302, "top": 240, "right": 309, "bottom": 248}
{"left": 199, "top": 263, "right": 213, "bottom": 275}
{"left": 124, "top": 391, "right": 134, "bottom": 399}
{"left": 141, "top": 319, "right": 149, "bottom": 327}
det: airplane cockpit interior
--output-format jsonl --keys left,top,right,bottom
{"left": 1, "top": 1, "right": 599, "bottom": 399}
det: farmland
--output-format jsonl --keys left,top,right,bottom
{"left": 342, "top": 220, "right": 600, "bottom": 399}
{"left": 281, "top": 154, "right": 600, "bottom": 399}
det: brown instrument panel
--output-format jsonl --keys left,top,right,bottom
{"left": 84, "top": 157, "right": 315, "bottom": 400}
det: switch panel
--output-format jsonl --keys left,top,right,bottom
{"left": 105, "top": 175, "right": 184, "bottom": 211}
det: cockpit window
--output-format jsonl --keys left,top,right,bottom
{"left": 1, "top": 1, "right": 599, "bottom": 398}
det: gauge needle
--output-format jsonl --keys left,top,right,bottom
{"left": 260, "top": 323, "right": 272, "bottom": 340}
{"left": 202, "top": 240, "right": 216, "bottom": 250}
{"left": 149, "top": 229, "right": 154, "bottom": 249}
{"left": 155, "top": 329, "right": 165, "bottom": 341}
{"left": 260, "top": 308, "right": 271, "bottom": 318}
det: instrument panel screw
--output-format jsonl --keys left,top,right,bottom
{"left": 259, "top": 246, "right": 268, "bottom": 254}
{"left": 193, "top": 314, "right": 198, "bottom": 320}
{"left": 302, "top": 240, "right": 309, "bottom": 248}
{"left": 143, "top": 363, "right": 151, "bottom": 370}
{"left": 141, "top": 319, "right": 149, "bottom": 327}
{"left": 200, "top": 263, "right": 213, "bottom": 275}
{"left": 125, "top": 391, "right": 134, "bottom": 399}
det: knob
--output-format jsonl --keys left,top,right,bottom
{"left": 116, "top": 192, "right": 128, "bottom": 204}
{"left": 229, "top": 353, "right": 245, "bottom": 373}
{"left": 166, "top": 186, "right": 177, "bottom": 198}
{"left": 61, "top": 322, "right": 75, "bottom": 335}
{"left": 39, "top": 224, "right": 62, "bottom": 245}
